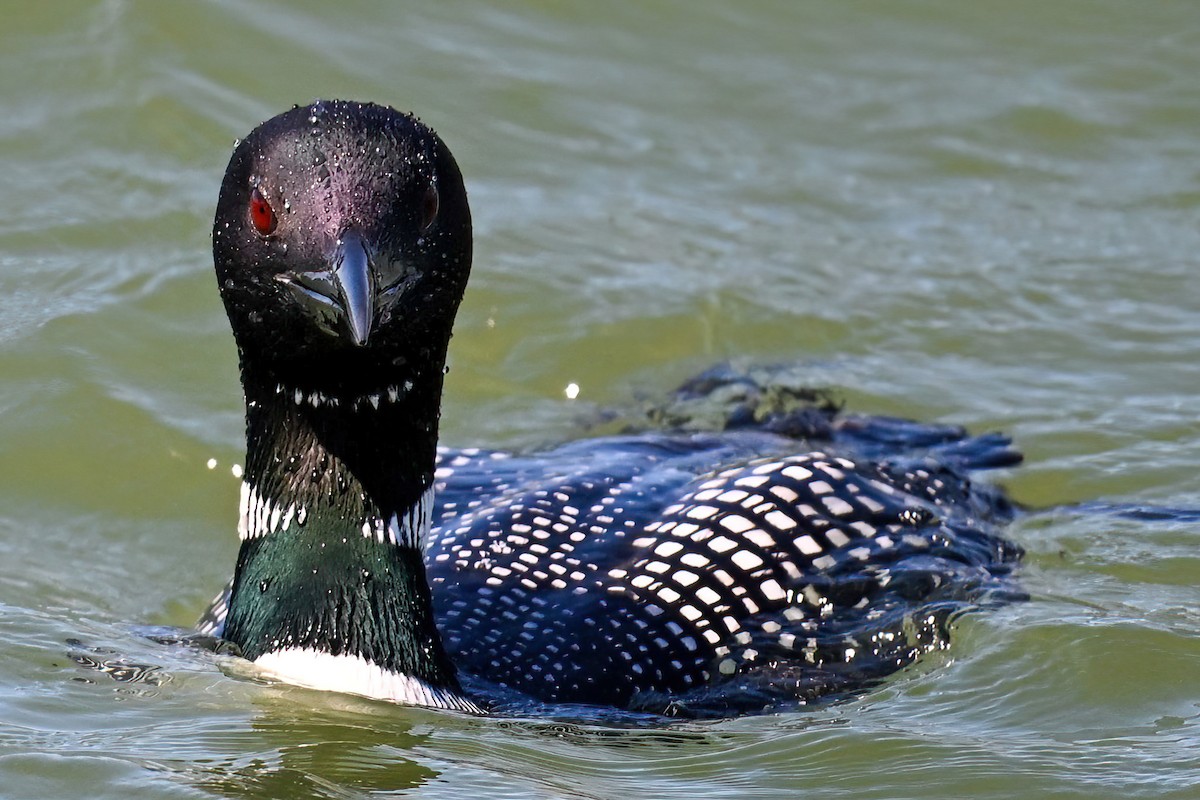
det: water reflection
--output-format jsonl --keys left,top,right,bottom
{"left": 191, "top": 697, "right": 437, "bottom": 798}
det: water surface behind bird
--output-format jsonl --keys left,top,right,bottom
{"left": 0, "top": 2, "right": 1197, "bottom": 798}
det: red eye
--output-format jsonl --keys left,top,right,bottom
{"left": 420, "top": 181, "right": 439, "bottom": 232}
{"left": 250, "top": 187, "right": 277, "bottom": 235}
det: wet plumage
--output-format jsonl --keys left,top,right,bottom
{"left": 201, "top": 100, "right": 1022, "bottom": 717}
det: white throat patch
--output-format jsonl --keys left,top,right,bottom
{"left": 238, "top": 481, "right": 303, "bottom": 540}
{"left": 274, "top": 380, "right": 414, "bottom": 411}
{"left": 238, "top": 482, "right": 434, "bottom": 547}
{"left": 253, "top": 647, "right": 482, "bottom": 713}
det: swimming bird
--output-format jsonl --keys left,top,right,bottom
{"left": 199, "top": 100, "right": 1022, "bottom": 717}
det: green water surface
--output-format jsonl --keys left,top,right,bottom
{"left": 0, "top": 1, "right": 1197, "bottom": 798}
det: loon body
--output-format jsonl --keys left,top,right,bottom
{"left": 202, "top": 101, "right": 1021, "bottom": 717}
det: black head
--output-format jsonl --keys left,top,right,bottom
{"left": 213, "top": 101, "right": 471, "bottom": 396}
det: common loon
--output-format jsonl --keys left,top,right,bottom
{"left": 198, "top": 100, "right": 1022, "bottom": 717}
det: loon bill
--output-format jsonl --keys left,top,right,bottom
{"left": 201, "top": 100, "right": 1022, "bottom": 717}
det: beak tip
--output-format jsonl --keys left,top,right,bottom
{"left": 348, "top": 318, "right": 371, "bottom": 346}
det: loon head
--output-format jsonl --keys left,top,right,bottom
{"left": 212, "top": 102, "right": 479, "bottom": 712}
{"left": 212, "top": 100, "right": 472, "bottom": 391}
